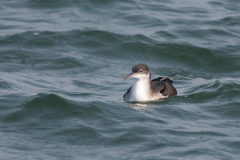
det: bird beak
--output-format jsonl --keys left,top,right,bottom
{"left": 124, "top": 73, "right": 134, "bottom": 80}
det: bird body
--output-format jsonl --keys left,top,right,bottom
{"left": 123, "top": 64, "right": 177, "bottom": 102}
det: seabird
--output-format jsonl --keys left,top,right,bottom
{"left": 123, "top": 64, "right": 177, "bottom": 102}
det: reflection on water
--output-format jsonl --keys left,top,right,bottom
{"left": 126, "top": 99, "right": 164, "bottom": 111}
{"left": 126, "top": 103, "right": 151, "bottom": 111}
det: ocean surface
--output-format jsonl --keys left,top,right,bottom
{"left": 0, "top": 0, "right": 240, "bottom": 159}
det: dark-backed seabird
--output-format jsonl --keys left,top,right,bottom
{"left": 123, "top": 64, "right": 177, "bottom": 102}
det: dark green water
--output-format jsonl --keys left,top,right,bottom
{"left": 0, "top": 0, "right": 240, "bottom": 159}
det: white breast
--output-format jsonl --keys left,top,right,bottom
{"left": 127, "top": 80, "right": 150, "bottom": 102}
{"left": 124, "top": 79, "right": 168, "bottom": 102}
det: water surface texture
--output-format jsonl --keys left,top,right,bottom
{"left": 0, "top": 0, "right": 240, "bottom": 159}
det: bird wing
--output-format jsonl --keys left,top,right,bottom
{"left": 151, "top": 81, "right": 166, "bottom": 95}
{"left": 151, "top": 80, "right": 177, "bottom": 96}
{"left": 123, "top": 86, "right": 131, "bottom": 98}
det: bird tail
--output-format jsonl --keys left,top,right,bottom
{"left": 160, "top": 74, "right": 176, "bottom": 81}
